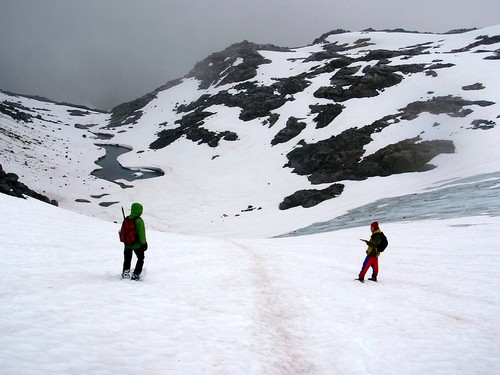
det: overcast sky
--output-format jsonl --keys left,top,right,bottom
{"left": 1, "top": 0, "right": 498, "bottom": 111}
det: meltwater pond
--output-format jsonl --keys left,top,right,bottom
{"left": 279, "top": 172, "right": 500, "bottom": 237}
{"left": 91, "top": 144, "right": 164, "bottom": 187}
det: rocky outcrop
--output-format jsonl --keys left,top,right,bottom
{"left": 0, "top": 101, "right": 35, "bottom": 123}
{"left": 398, "top": 96, "right": 495, "bottom": 120}
{"left": 450, "top": 34, "right": 500, "bottom": 53}
{"left": 279, "top": 184, "right": 344, "bottom": 210}
{"left": 285, "top": 125, "right": 377, "bottom": 184}
{"left": 187, "top": 41, "right": 289, "bottom": 89}
{"left": 310, "top": 103, "right": 344, "bottom": 129}
{"left": 149, "top": 78, "right": 302, "bottom": 149}
{"left": 314, "top": 63, "right": 425, "bottom": 102}
{"left": 285, "top": 131, "right": 455, "bottom": 185}
{"left": 271, "top": 117, "right": 307, "bottom": 146}
{"left": 470, "top": 119, "right": 496, "bottom": 130}
{"left": 0, "top": 164, "right": 57, "bottom": 205}
{"left": 283, "top": 94, "right": 493, "bottom": 189}
{"left": 150, "top": 109, "right": 238, "bottom": 149}
{"left": 462, "top": 83, "right": 485, "bottom": 91}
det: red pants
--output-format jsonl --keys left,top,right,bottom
{"left": 359, "top": 256, "right": 378, "bottom": 279}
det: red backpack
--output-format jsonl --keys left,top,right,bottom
{"left": 119, "top": 218, "right": 137, "bottom": 244}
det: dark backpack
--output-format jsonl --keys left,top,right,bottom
{"left": 119, "top": 218, "right": 137, "bottom": 244}
{"left": 378, "top": 232, "right": 388, "bottom": 252}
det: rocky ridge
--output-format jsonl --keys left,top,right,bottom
{"left": 1, "top": 27, "right": 498, "bottom": 217}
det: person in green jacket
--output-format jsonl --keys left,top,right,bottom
{"left": 122, "top": 202, "right": 148, "bottom": 280}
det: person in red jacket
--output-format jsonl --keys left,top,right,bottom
{"left": 356, "top": 221, "right": 383, "bottom": 283}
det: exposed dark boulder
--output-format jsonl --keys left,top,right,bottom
{"left": 236, "top": 83, "right": 289, "bottom": 121}
{"left": 273, "top": 75, "right": 311, "bottom": 96}
{"left": 0, "top": 101, "right": 34, "bottom": 122}
{"left": 310, "top": 103, "right": 344, "bottom": 128}
{"left": 149, "top": 127, "right": 185, "bottom": 149}
{"left": 462, "top": 83, "right": 485, "bottom": 91}
{"left": 279, "top": 183, "right": 345, "bottom": 210}
{"left": 398, "top": 96, "right": 495, "bottom": 120}
{"left": 470, "top": 119, "right": 496, "bottom": 129}
{"left": 0, "top": 164, "right": 57, "bottom": 205}
{"left": 271, "top": 117, "right": 307, "bottom": 146}
{"left": 312, "top": 29, "right": 350, "bottom": 44}
{"left": 285, "top": 126, "right": 375, "bottom": 184}
{"left": 359, "top": 137, "right": 455, "bottom": 176}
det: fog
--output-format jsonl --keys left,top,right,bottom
{"left": 1, "top": 0, "right": 498, "bottom": 110}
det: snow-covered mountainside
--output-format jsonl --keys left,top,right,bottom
{"left": 1, "top": 26, "right": 499, "bottom": 237}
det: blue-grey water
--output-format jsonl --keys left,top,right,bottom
{"left": 91, "top": 144, "right": 164, "bottom": 187}
{"left": 278, "top": 172, "right": 500, "bottom": 237}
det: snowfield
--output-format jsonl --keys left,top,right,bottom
{"left": 0, "top": 193, "right": 499, "bottom": 374}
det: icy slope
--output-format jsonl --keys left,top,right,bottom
{"left": 0, "top": 192, "right": 499, "bottom": 374}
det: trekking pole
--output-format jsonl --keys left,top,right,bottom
{"left": 121, "top": 206, "right": 125, "bottom": 219}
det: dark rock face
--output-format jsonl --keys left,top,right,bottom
{"left": 398, "top": 96, "right": 494, "bottom": 120}
{"left": 312, "top": 29, "right": 350, "bottom": 44}
{"left": 283, "top": 95, "right": 491, "bottom": 186}
{"left": 360, "top": 138, "right": 456, "bottom": 176}
{"left": 0, "top": 164, "right": 57, "bottom": 205}
{"left": 470, "top": 119, "right": 496, "bottom": 129}
{"left": 0, "top": 101, "right": 34, "bottom": 122}
{"left": 450, "top": 34, "right": 500, "bottom": 53}
{"left": 67, "top": 109, "right": 92, "bottom": 117}
{"left": 271, "top": 117, "right": 307, "bottom": 146}
{"left": 150, "top": 109, "right": 239, "bottom": 149}
{"left": 187, "top": 41, "right": 289, "bottom": 89}
{"left": 462, "top": 83, "right": 485, "bottom": 91}
{"left": 286, "top": 131, "right": 455, "bottom": 185}
{"left": 285, "top": 125, "right": 376, "bottom": 184}
{"left": 235, "top": 82, "right": 291, "bottom": 121}
{"left": 310, "top": 104, "right": 344, "bottom": 129}
{"left": 279, "top": 183, "right": 345, "bottom": 210}
{"left": 314, "top": 63, "right": 425, "bottom": 102}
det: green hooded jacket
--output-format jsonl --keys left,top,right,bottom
{"left": 125, "top": 203, "right": 147, "bottom": 250}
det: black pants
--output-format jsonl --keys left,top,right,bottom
{"left": 123, "top": 248, "right": 145, "bottom": 275}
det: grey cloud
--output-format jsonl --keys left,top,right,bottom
{"left": 1, "top": 0, "right": 498, "bottom": 110}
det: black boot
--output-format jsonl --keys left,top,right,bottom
{"left": 121, "top": 269, "right": 131, "bottom": 279}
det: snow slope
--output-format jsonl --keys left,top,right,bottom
{"left": 1, "top": 193, "right": 499, "bottom": 374}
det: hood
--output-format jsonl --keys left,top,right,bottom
{"left": 130, "top": 202, "right": 143, "bottom": 218}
